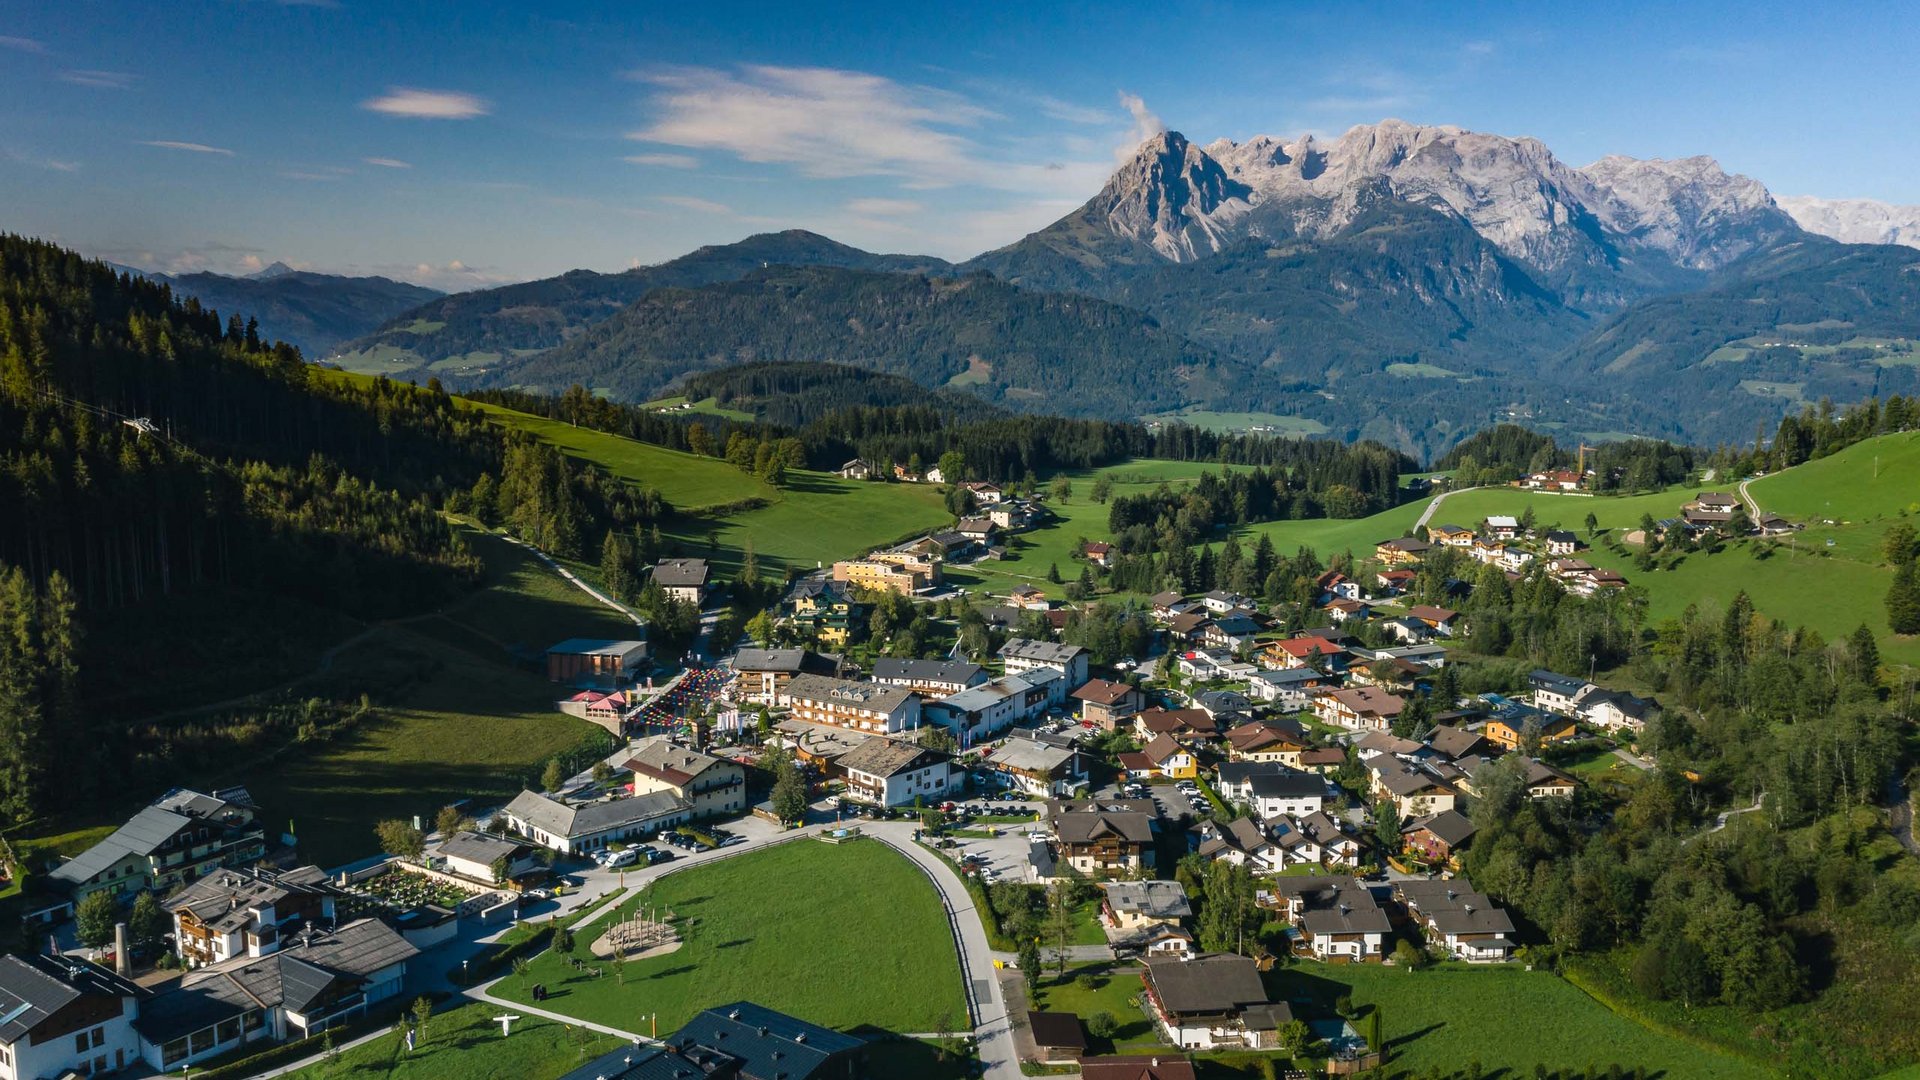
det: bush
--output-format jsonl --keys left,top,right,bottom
{"left": 1393, "top": 938, "right": 1427, "bottom": 969}
{"left": 1076, "top": 973, "right": 1100, "bottom": 991}
{"left": 1086, "top": 1012, "right": 1117, "bottom": 1039}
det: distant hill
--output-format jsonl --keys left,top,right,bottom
{"left": 1559, "top": 239, "right": 1920, "bottom": 443}
{"left": 477, "top": 265, "right": 1230, "bottom": 419}
{"left": 109, "top": 264, "right": 443, "bottom": 356}
{"left": 676, "top": 362, "right": 1005, "bottom": 427}
{"left": 332, "top": 230, "right": 954, "bottom": 375}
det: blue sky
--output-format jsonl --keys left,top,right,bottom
{"left": 3, "top": 0, "right": 1916, "bottom": 289}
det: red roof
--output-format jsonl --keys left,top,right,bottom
{"left": 1270, "top": 638, "right": 1343, "bottom": 659}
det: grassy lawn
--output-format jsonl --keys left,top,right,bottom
{"left": 276, "top": 1002, "right": 623, "bottom": 1080}
{"left": 1029, "top": 964, "right": 1161, "bottom": 1053}
{"left": 472, "top": 398, "right": 952, "bottom": 579}
{"left": 1140, "top": 409, "right": 1329, "bottom": 436}
{"left": 228, "top": 628, "right": 606, "bottom": 868}
{"left": 1277, "top": 961, "right": 1765, "bottom": 1079}
{"left": 494, "top": 839, "right": 969, "bottom": 1034}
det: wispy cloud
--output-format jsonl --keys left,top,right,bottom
{"left": 138, "top": 140, "right": 235, "bottom": 156}
{"left": 60, "top": 69, "right": 136, "bottom": 89}
{"left": 626, "top": 63, "right": 1111, "bottom": 202}
{"left": 628, "top": 64, "right": 995, "bottom": 187}
{"left": 0, "top": 35, "right": 45, "bottom": 54}
{"left": 1035, "top": 94, "right": 1113, "bottom": 126}
{"left": 655, "top": 194, "right": 733, "bottom": 215}
{"left": 361, "top": 87, "right": 490, "bottom": 120}
{"left": 622, "top": 152, "right": 700, "bottom": 169}
{"left": 844, "top": 197, "right": 923, "bottom": 216}
{"left": 5, "top": 147, "right": 78, "bottom": 172}
{"left": 362, "top": 156, "right": 412, "bottom": 169}
{"left": 374, "top": 259, "right": 516, "bottom": 291}
{"left": 280, "top": 169, "right": 347, "bottom": 181}
{"left": 1116, "top": 91, "right": 1164, "bottom": 161}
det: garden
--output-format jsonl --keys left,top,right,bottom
{"left": 357, "top": 868, "right": 486, "bottom": 909}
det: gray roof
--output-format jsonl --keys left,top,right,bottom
{"left": 872, "top": 657, "right": 985, "bottom": 686}
{"left": 1048, "top": 800, "right": 1156, "bottom": 845}
{"left": 1103, "top": 880, "right": 1192, "bottom": 920}
{"left": 1529, "top": 669, "right": 1590, "bottom": 697}
{"left": 984, "top": 737, "right": 1077, "bottom": 775}
{"left": 1143, "top": 953, "right": 1269, "bottom": 1016}
{"left": 998, "top": 638, "right": 1085, "bottom": 665}
{"left": 668, "top": 1001, "right": 864, "bottom": 1080}
{"left": 782, "top": 674, "right": 919, "bottom": 714}
{"left": 436, "top": 831, "right": 527, "bottom": 866}
{"left": 506, "top": 789, "right": 690, "bottom": 840}
{"left": 1278, "top": 876, "right": 1392, "bottom": 935}
{"left": 733, "top": 647, "right": 810, "bottom": 673}
{"left": 50, "top": 788, "right": 256, "bottom": 886}
{"left": 164, "top": 865, "right": 333, "bottom": 934}
{"left": 1405, "top": 809, "right": 1477, "bottom": 847}
{"left": 0, "top": 954, "right": 140, "bottom": 1043}
{"left": 1216, "top": 760, "right": 1305, "bottom": 788}
{"left": 652, "top": 558, "right": 710, "bottom": 587}
{"left": 558, "top": 1044, "right": 723, "bottom": 1080}
{"left": 1396, "top": 879, "right": 1515, "bottom": 935}
{"left": 836, "top": 736, "right": 948, "bottom": 778}
{"left": 144, "top": 918, "right": 417, "bottom": 1041}
{"left": 1244, "top": 769, "right": 1327, "bottom": 800}
{"left": 548, "top": 638, "right": 647, "bottom": 657}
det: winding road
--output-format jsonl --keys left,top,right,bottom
{"left": 1414, "top": 485, "right": 1482, "bottom": 532}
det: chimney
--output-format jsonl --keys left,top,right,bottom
{"left": 114, "top": 923, "right": 130, "bottom": 977}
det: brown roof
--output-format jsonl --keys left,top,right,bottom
{"left": 1143, "top": 734, "right": 1185, "bottom": 766}
{"left": 1137, "top": 707, "right": 1210, "bottom": 735}
{"left": 1079, "top": 1057, "right": 1197, "bottom": 1080}
{"left": 1407, "top": 604, "right": 1459, "bottom": 623}
{"left": 1226, "top": 721, "right": 1305, "bottom": 753}
{"left": 1073, "top": 678, "right": 1138, "bottom": 706}
{"left": 1143, "top": 953, "right": 1269, "bottom": 1016}
{"left": 1026, "top": 1011, "right": 1088, "bottom": 1051}
{"left": 1299, "top": 747, "right": 1347, "bottom": 767}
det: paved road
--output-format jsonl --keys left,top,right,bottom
{"left": 865, "top": 822, "right": 1023, "bottom": 1080}
{"left": 1413, "top": 486, "right": 1482, "bottom": 532}
{"left": 1612, "top": 746, "right": 1655, "bottom": 771}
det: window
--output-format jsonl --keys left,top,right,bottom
{"left": 216, "top": 1017, "right": 241, "bottom": 1044}
{"left": 90, "top": 1027, "right": 103, "bottom": 1048}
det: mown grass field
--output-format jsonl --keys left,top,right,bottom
{"left": 200, "top": 529, "right": 618, "bottom": 869}
{"left": 471, "top": 400, "right": 952, "bottom": 579}
{"left": 494, "top": 839, "right": 969, "bottom": 1034}
{"left": 276, "top": 1002, "right": 623, "bottom": 1080}
{"left": 1285, "top": 962, "right": 1766, "bottom": 1079}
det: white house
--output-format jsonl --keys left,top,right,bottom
{"left": 435, "top": 832, "right": 540, "bottom": 886}
{"left": 997, "top": 639, "right": 1089, "bottom": 687}
{"left": 502, "top": 789, "right": 691, "bottom": 855}
{"left": 836, "top": 737, "right": 956, "bottom": 806}
{"left": 1215, "top": 763, "right": 1326, "bottom": 819}
{"left": 1273, "top": 876, "right": 1390, "bottom": 960}
{"left": 164, "top": 865, "right": 339, "bottom": 968}
{"left": 0, "top": 955, "right": 143, "bottom": 1080}
{"left": 1142, "top": 953, "right": 1290, "bottom": 1051}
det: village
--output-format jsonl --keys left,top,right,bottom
{"left": 0, "top": 467, "right": 1754, "bottom": 1080}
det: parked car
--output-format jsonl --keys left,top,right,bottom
{"left": 605, "top": 849, "right": 641, "bottom": 869}
{"left": 718, "top": 834, "right": 747, "bottom": 848}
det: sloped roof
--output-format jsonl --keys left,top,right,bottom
{"left": 669, "top": 1001, "right": 863, "bottom": 1080}
{"left": 1144, "top": 953, "right": 1269, "bottom": 1015}
{"left": 837, "top": 736, "right": 947, "bottom": 778}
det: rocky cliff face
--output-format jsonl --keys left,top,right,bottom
{"left": 1051, "top": 119, "right": 1803, "bottom": 299}
{"left": 1777, "top": 195, "right": 1920, "bottom": 249}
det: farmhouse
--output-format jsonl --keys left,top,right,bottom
{"left": 836, "top": 736, "right": 956, "bottom": 806}
{"left": 652, "top": 557, "right": 710, "bottom": 605}
{"left": 780, "top": 675, "right": 923, "bottom": 734}
{"left": 838, "top": 458, "right": 875, "bottom": 479}
{"left": 165, "top": 865, "right": 339, "bottom": 968}
{"left": 1142, "top": 953, "right": 1292, "bottom": 1050}
{"left": 434, "top": 832, "right": 539, "bottom": 887}
{"left": 139, "top": 919, "right": 417, "bottom": 1072}
{"left": 1314, "top": 686, "right": 1406, "bottom": 731}
{"left": 999, "top": 638, "right": 1090, "bottom": 686}
{"left": 1215, "top": 762, "right": 1326, "bottom": 818}
{"left": 1402, "top": 809, "right": 1478, "bottom": 864}
{"left": 0, "top": 954, "right": 143, "bottom": 1080}
{"left": 1395, "top": 879, "right": 1517, "bottom": 962}
{"left": 871, "top": 657, "right": 988, "bottom": 695}
{"left": 1102, "top": 880, "right": 1195, "bottom": 954}
{"left": 1072, "top": 678, "right": 1146, "bottom": 730}
{"left": 731, "top": 648, "right": 847, "bottom": 705}
{"left": 979, "top": 736, "right": 1090, "bottom": 797}
{"left": 49, "top": 787, "right": 268, "bottom": 907}
{"left": 501, "top": 789, "right": 690, "bottom": 855}
{"left": 1049, "top": 799, "right": 1158, "bottom": 874}
{"left": 619, "top": 736, "right": 748, "bottom": 818}
{"left": 1373, "top": 537, "right": 1432, "bottom": 567}
{"left": 1430, "top": 524, "right": 1475, "bottom": 547}
{"left": 1272, "top": 876, "right": 1390, "bottom": 960}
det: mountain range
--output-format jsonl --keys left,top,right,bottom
{"left": 307, "top": 120, "right": 1920, "bottom": 455}
{"left": 110, "top": 262, "right": 442, "bottom": 355}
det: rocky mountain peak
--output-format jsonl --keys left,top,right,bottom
{"left": 1776, "top": 195, "right": 1920, "bottom": 250}
{"left": 1094, "top": 129, "right": 1252, "bottom": 260}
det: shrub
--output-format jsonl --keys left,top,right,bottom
{"left": 1086, "top": 1012, "right": 1117, "bottom": 1039}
